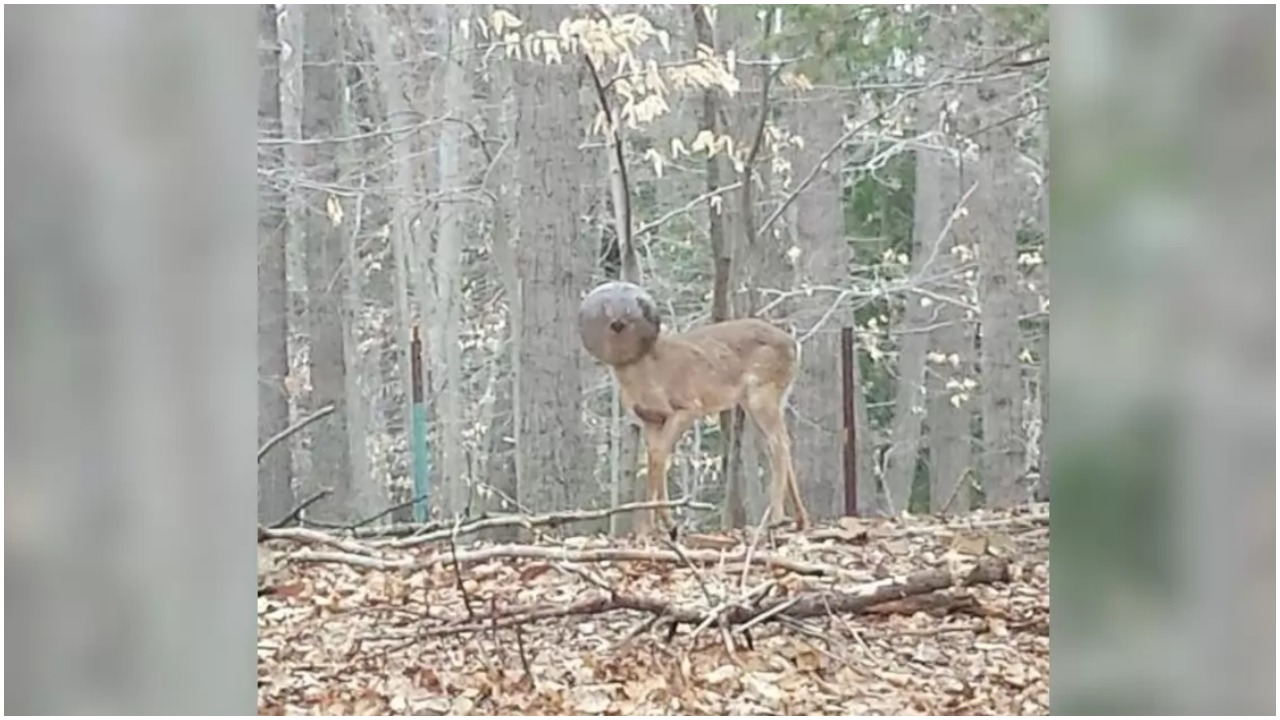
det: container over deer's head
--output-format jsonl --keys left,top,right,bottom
{"left": 577, "top": 280, "right": 810, "bottom": 535}
{"left": 578, "top": 280, "right": 662, "bottom": 368}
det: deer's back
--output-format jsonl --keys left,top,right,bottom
{"left": 664, "top": 318, "right": 796, "bottom": 385}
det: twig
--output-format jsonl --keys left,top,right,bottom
{"left": 939, "top": 468, "right": 976, "bottom": 515}
{"left": 268, "top": 488, "right": 332, "bottom": 529}
{"left": 422, "top": 557, "right": 1011, "bottom": 637}
{"left": 380, "top": 497, "right": 715, "bottom": 549}
{"left": 257, "top": 404, "right": 336, "bottom": 462}
{"left": 448, "top": 518, "right": 476, "bottom": 621}
{"left": 262, "top": 526, "right": 379, "bottom": 556}
{"left": 513, "top": 624, "right": 535, "bottom": 689}
{"left": 661, "top": 536, "right": 736, "bottom": 656}
{"left": 739, "top": 503, "right": 775, "bottom": 590}
{"left": 756, "top": 73, "right": 957, "bottom": 242}
{"left": 442, "top": 543, "right": 852, "bottom": 578}
{"left": 633, "top": 181, "right": 743, "bottom": 238}
{"left": 344, "top": 493, "right": 431, "bottom": 531}
{"left": 582, "top": 49, "right": 636, "bottom": 282}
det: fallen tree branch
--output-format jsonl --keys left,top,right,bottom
{"left": 261, "top": 527, "right": 380, "bottom": 556}
{"left": 421, "top": 557, "right": 1010, "bottom": 637}
{"left": 379, "top": 497, "right": 715, "bottom": 549}
{"left": 287, "top": 540, "right": 855, "bottom": 579}
{"left": 441, "top": 543, "right": 853, "bottom": 578}
{"left": 257, "top": 404, "right": 336, "bottom": 462}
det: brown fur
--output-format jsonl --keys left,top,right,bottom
{"left": 578, "top": 282, "right": 808, "bottom": 533}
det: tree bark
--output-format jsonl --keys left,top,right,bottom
{"left": 926, "top": 127, "right": 975, "bottom": 513}
{"left": 970, "top": 22, "right": 1025, "bottom": 507}
{"left": 511, "top": 4, "right": 592, "bottom": 513}
{"left": 301, "top": 4, "right": 357, "bottom": 522}
{"left": 691, "top": 5, "right": 746, "bottom": 530}
{"left": 785, "top": 86, "right": 850, "bottom": 521}
{"left": 258, "top": 3, "right": 295, "bottom": 523}
{"left": 435, "top": 4, "right": 470, "bottom": 517}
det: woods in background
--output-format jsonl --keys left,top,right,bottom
{"left": 256, "top": 4, "right": 1049, "bottom": 530}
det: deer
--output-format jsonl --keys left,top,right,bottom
{"left": 578, "top": 280, "right": 809, "bottom": 535}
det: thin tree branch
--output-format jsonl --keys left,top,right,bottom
{"left": 583, "top": 51, "right": 637, "bottom": 282}
{"left": 258, "top": 404, "right": 336, "bottom": 462}
{"left": 757, "top": 74, "right": 958, "bottom": 242}
{"left": 267, "top": 489, "right": 332, "bottom": 530}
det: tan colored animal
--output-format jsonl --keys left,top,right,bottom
{"left": 578, "top": 281, "right": 809, "bottom": 534}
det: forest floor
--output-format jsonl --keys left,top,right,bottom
{"left": 258, "top": 501, "right": 1049, "bottom": 715}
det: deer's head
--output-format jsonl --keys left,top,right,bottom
{"left": 578, "top": 281, "right": 662, "bottom": 367}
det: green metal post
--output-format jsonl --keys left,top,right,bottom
{"left": 410, "top": 326, "right": 430, "bottom": 522}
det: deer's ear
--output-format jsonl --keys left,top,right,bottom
{"left": 637, "top": 294, "right": 662, "bottom": 333}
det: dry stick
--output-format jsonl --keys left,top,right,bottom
{"left": 257, "top": 404, "right": 336, "bottom": 462}
{"left": 422, "top": 557, "right": 1010, "bottom": 638}
{"left": 346, "top": 492, "right": 429, "bottom": 531}
{"left": 267, "top": 488, "right": 332, "bottom": 530}
{"left": 288, "top": 542, "right": 856, "bottom": 577}
{"left": 380, "top": 498, "right": 715, "bottom": 549}
{"left": 289, "top": 549, "right": 398, "bottom": 570}
{"left": 513, "top": 623, "right": 536, "bottom": 690}
{"left": 447, "top": 543, "right": 851, "bottom": 578}
{"left": 691, "top": 579, "right": 774, "bottom": 641}
{"left": 448, "top": 518, "right": 476, "bottom": 621}
{"left": 661, "top": 537, "right": 736, "bottom": 656}
{"left": 263, "top": 527, "right": 380, "bottom": 556}
{"left": 739, "top": 503, "right": 775, "bottom": 590}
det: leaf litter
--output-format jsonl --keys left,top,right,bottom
{"left": 258, "top": 504, "right": 1048, "bottom": 715}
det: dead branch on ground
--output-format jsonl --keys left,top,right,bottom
{"left": 377, "top": 497, "right": 715, "bottom": 548}
{"left": 421, "top": 557, "right": 1010, "bottom": 638}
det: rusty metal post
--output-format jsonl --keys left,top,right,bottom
{"left": 840, "top": 326, "right": 858, "bottom": 516}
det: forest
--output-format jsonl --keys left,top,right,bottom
{"left": 258, "top": 4, "right": 1050, "bottom": 713}
{"left": 257, "top": 3, "right": 1049, "bottom": 529}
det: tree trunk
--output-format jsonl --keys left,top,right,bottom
{"left": 691, "top": 5, "right": 746, "bottom": 530}
{"left": 258, "top": 3, "right": 295, "bottom": 523}
{"left": 784, "top": 86, "right": 850, "bottom": 521}
{"left": 883, "top": 130, "right": 941, "bottom": 513}
{"left": 434, "top": 4, "right": 470, "bottom": 518}
{"left": 481, "top": 43, "right": 521, "bottom": 529}
{"left": 926, "top": 135, "right": 975, "bottom": 513}
{"left": 1036, "top": 167, "right": 1051, "bottom": 502}
{"left": 970, "top": 29, "right": 1025, "bottom": 508}
{"left": 301, "top": 3, "right": 357, "bottom": 522}
{"left": 363, "top": 4, "right": 420, "bottom": 519}
{"left": 511, "top": 4, "right": 592, "bottom": 513}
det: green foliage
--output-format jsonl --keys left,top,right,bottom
{"left": 987, "top": 5, "right": 1048, "bottom": 45}
{"left": 770, "top": 5, "right": 926, "bottom": 83}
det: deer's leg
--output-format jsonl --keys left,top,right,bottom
{"left": 641, "top": 411, "right": 698, "bottom": 534}
{"left": 639, "top": 422, "right": 669, "bottom": 535}
{"left": 744, "top": 389, "right": 809, "bottom": 530}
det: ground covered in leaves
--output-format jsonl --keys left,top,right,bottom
{"left": 258, "top": 504, "right": 1049, "bottom": 715}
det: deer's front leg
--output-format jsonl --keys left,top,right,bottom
{"left": 639, "top": 409, "right": 698, "bottom": 535}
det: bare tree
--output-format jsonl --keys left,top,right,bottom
{"left": 927, "top": 75, "right": 976, "bottom": 513}
{"left": 970, "top": 15, "right": 1025, "bottom": 507}
{"left": 511, "top": 4, "right": 592, "bottom": 513}
{"left": 785, "top": 86, "right": 853, "bottom": 520}
{"left": 258, "top": 3, "right": 295, "bottom": 523}
{"left": 434, "top": 4, "right": 471, "bottom": 517}
{"left": 300, "top": 4, "right": 358, "bottom": 522}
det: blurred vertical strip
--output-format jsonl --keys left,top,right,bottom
{"left": 1050, "top": 6, "right": 1275, "bottom": 714}
{"left": 4, "top": 6, "right": 259, "bottom": 714}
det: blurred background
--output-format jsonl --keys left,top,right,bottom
{"left": 4, "top": 4, "right": 1273, "bottom": 715}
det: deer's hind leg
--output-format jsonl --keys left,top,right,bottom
{"left": 743, "top": 385, "right": 810, "bottom": 531}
